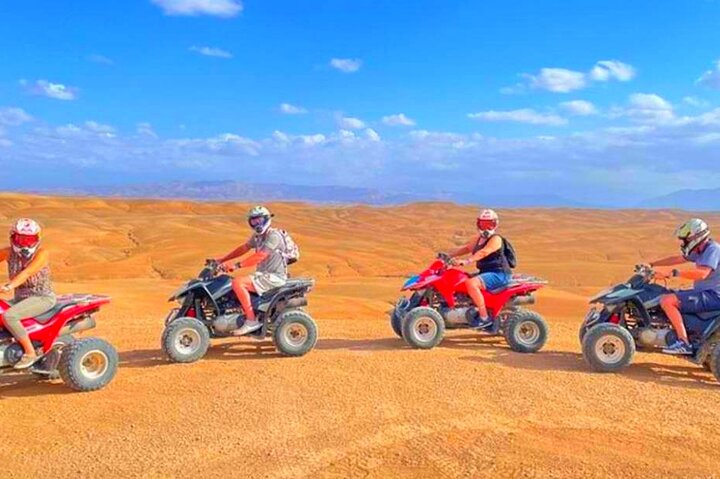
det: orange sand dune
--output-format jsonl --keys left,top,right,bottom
{"left": 1, "top": 194, "right": 719, "bottom": 478}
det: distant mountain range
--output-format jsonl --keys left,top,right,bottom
{"left": 641, "top": 187, "right": 720, "bottom": 211}
{"left": 29, "top": 181, "right": 586, "bottom": 207}
{"left": 26, "top": 180, "right": 720, "bottom": 210}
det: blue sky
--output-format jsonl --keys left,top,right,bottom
{"left": 1, "top": 0, "right": 720, "bottom": 205}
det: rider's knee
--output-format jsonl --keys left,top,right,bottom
{"left": 660, "top": 294, "right": 678, "bottom": 308}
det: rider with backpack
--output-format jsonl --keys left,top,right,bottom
{"left": 448, "top": 209, "right": 516, "bottom": 329}
{"left": 214, "top": 206, "right": 299, "bottom": 336}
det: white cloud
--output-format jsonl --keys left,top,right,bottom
{"left": 468, "top": 108, "right": 567, "bottom": 126}
{"left": 683, "top": 96, "right": 709, "bottom": 108}
{"left": 151, "top": 0, "right": 242, "bottom": 17}
{"left": 22, "top": 79, "right": 78, "bottom": 101}
{"left": 589, "top": 60, "right": 636, "bottom": 82}
{"left": 0, "top": 107, "right": 33, "bottom": 126}
{"left": 84, "top": 121, "right": 116, "bottom": 137}
{"left": 279, "top": 103, "right": 308, "bottom": 115}
{"left": 506, "top": 60, "right": 636, "bottom": 94}
{"left": 87, "top": 54, "right": 114, "bottom": 65}
{"left": 338, "top": 116, "right": 366, "bottom": 130}
{"left": 365, "top": 128, "right": 381, "bottom": 142}
{"left": 382, "top": 113, "right": 416, "bottom": 127}
{"left": 560, "top": 100, "right": 598, "bottom": 116}
{"left": 697, "top": 60, "right": 720, "bottom": 89}
{"left": 137, "top": 122, "right": 158, "bottom": 137}
{"left": 622, "top": 93, "right": 675, "bottom": 124}
{"left": 189, "top": 46, "right": 232, "bottom": 59}
{"left": 527, "top": 68, "right": 587, "bottom": 93}
{"left": 330, "top": 58, "right": 362, "bottom": 73}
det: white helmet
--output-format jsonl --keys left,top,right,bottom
{"left": 247, "top": 205, "right": 273, "bottom": 235}
{"left": 675, "top": 218, "right": 710, "bottom": 257}
{"left": 10, "top": 218, "right": 42, "bottom": 259}
{"left": 476, "top": 209, "right": 499, "bottom": 238}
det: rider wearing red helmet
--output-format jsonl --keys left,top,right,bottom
{"left": 447, "top": 209, "right": 512, "bottom": 329}
{"left": 0, "top": 219, "right": 56, "bottom": 368}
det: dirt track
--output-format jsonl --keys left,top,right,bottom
{"left": 1, "top": 195, "right": 720, "bottom": 478}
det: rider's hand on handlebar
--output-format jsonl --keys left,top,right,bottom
{"left": 653, "top": 269, "right": 670, "bottom": 280}
{"left": 1, "top": 283, "right": 12, "bottom": 293}
{"left": 455, "top": 258, "right": 467, "bottom": 267}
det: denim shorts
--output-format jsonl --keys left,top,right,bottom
{"left": 478, "top": 271, "right": 512, "bottom": 291}
{"left": 677, "top": 289, "right": 720, "bottom": 314}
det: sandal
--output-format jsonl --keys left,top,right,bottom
{"left": 14, "top": 354, "right": 39, "bottom": 370}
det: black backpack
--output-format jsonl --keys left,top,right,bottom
{"left": 500, "top": 236, "right": 518, "bottom": 269}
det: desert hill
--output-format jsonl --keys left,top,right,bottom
{"left": 1, "top": 193, "right": 719, "bottom": 478}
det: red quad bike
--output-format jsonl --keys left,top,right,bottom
{"left": 0, "top": 294, "right": 118, "bottom": 391}
{"left": 390, "top": 253, "right": 549, "bottom": 352}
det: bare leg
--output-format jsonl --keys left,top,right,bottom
{"left": 465, "top": 276, "right": 488, "bottom": 319}
{"left": 232, "top": 276, "right": 257, "bottom": 322}
{"left": 660, "top": 294, "right": 689, "bottom": 343}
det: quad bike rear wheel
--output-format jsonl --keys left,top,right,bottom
{"left": 708, "top": 343, "right": 720, "bottom": 381}
{"left": 58, "top": 337, "right": 119, "bottom": 392}
{"left": 402, "top": 307, "right": 445, "bottom": 349}
{"left": 582, "top": 323, "right": 635, "bottom": 373}
{"left": 273, "top": 309, "right": 318, "bottom": 357}
{"left": 503, "top": 309, "right": 549, "bottom": 353}
{"left": 162, "top": 317, "right": 211, "bottom": 363}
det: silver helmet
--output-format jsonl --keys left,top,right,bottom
{"left": 675, "top": 218, "right": 710, "bottom": 257}
{"left": 247, "top": 205, "right": 273, "bottom": 235}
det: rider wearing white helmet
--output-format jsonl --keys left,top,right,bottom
{"left": 649, "top": 218, "right": 720, "bottom": 355}
{"left": 214, "top": 206, "right": 288, "bottom": 336}
{"left": 0, "top": 219, "right": 57, "bottom": 369}
{"left": 447, "top": 208, "right": 512, "bottom": 329}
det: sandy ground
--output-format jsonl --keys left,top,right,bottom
{"left": 1, "top": 194, "right": 719, "bottom": 478}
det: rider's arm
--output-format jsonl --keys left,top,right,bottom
{"left": 465, "top": 235, "right": 502, "bottom": 263}
{"left": 675, "top": 266, "right": 713, "bottom": 281}
{"left": 449, "top": 236, "right": 479, "bottom": 258}
{"left": 5, "top": 249, "right": 49, "bottom": 289}
{"left": 236, "top": 251, "right": 269, "bottom": 268}
{"left": 650, "top": 255, "right": 687, "bottom": 267}
{"left": 217, "top": 242, "right": 252, "bottom": 263}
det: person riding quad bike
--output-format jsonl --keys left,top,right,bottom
{"left": 212, "top": 206, "right": 293, "bottom": 336}
{"left": 647, "top": 218, "right": 720, "bottom": 355}
{"left": 0, "top": 218, "right": 57, "bottom": 369}
{"left": 447, "top": 209, "right": 514, "bottom": 329}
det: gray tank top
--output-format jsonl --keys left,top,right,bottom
{"left": 8, "top": 249, "right": 54, "bottom": 300}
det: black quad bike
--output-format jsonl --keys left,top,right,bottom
{"left": 161, "top": 261, "right": 317, "bottom": 362}
{"left": 580, "top": 264, "right": 720, "bottom": 381}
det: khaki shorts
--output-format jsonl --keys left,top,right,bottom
{"left": 250, "top": 273, "right": 286, "bottom": 295}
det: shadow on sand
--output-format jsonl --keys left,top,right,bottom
{"left": 447, "top": 332, "right": 719, "bottom": 391}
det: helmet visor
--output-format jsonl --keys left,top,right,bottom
{"left": 11, "top": 233, "right": 39, "bottom": 248}
{"left": 477, "top": 219, "right": 497, "bottom": 231}
{"left": 249, "top": 216, "right": 268, "bottom": 227}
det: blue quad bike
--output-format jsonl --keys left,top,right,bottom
{"left": 579, "top": 264, "right": 720, "bottom": 381}
{"left": 161, "top": 261, "right": 317, "bottom": 362}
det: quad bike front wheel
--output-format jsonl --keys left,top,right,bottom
{"left": 582, "top": 323, "right": 635, "bottom": 373}
{"left": 162, "top": 317, "right": 211, "bottom": 363}
{"left": 273, "top": 309, "right": 318, "bottom": 357}
{"left": 503, "top": 309, "right": 549, "bottom": 353}
{"left": 402, "top": 307, "right": 445, "bottom": 349}
{"left": 58, "top": 337, "right": 119, "bottom": 392}
{"left": 390, "top": 308, "right": 404, "bottom": 338}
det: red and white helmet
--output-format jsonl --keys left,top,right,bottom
{"left": 10, "top": 218, "right": 42, "bottom": 259}
{"left": 476, "top": 209, "right": 499, "bottom": 238}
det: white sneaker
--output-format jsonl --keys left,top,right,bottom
{"left": 233, "top": 320, "right": 262, "bottom": 336}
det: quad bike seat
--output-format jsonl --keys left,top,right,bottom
{"left": 262, "top": 278, "right": 314, "bottom": 296}
{"left": 696, "top": 311, "right": 720, "bottom": 321}
{"left": 34, "top": 299, "right": 78, "bottom": 323}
